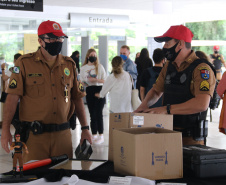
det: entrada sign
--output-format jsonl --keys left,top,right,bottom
{"left": 70, "top": 13, "right": 129, "bottom": 28}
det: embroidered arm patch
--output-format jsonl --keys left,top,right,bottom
{"left": 13, "top": 67, "right": 20, "bottom": 74}
{"left": 200, "top": 80, "right": 209, "bottom": 91}
{"left": 78, "top": 82, "right": 84, "bottom": 92}
{"left": 199, "top": 67, "right": 210, "bottom": 80}
{"left": 9, "top": 79, "right": 17, "bottom": 89}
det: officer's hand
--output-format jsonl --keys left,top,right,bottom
{"left": 1, "top": 127, "right": 12, "bottom": 153}
{"left": 134, "top": 104, "right": 148, "bottom": 113}
{"left": 80, "top": 129, "right": 92, "bottom": 145}
{"left": 143, "top": 106, "right": 167, "bottom": 114}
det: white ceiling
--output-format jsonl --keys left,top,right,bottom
{"left": 43, "top": 0, "right": 223, "bottom": 13}
{"left": 45, "top": 0, "right": 155, "bottom": 11}
{"left": 0, "top": 0, "right": 226, "bottom": 33}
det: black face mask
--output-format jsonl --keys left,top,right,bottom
{"left": 88, "top": 56, "right": 97, "bottom": 63}
{"left": 42, "top": 41, "right": 63, "bottom": 56}
{"left": 163, "top": 42, "right": 181, "bottom": 62}
{"left": 214, "top": 50, "right": 219, "bottom": 54}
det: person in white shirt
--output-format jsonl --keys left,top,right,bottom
{"left": 80, "top": 49, "right": 106, "bottom": 145}
{"left": 95, "top": 56, "right": 133, "bottom": 113}
{"left": 1, "top": 53, "right": 21, "bottom": 120}
{"left": 1, "top": 63, "right": 11, "bottom": 91}
{"left": 1, "top": 54, "right": 22, "bottom": 91}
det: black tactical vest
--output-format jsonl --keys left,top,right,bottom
{"left": 163, "top": 59, "right": 215, "bottom": 129}
{"left": 14, "top": 142, "right": 23, "bottom": 153}
{"left": 211, "top": 54, "right": 222, "bottom": 71}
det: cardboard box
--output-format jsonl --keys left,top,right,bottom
{"left": 109, "top": 113, "right": 173, "bottom": 161}
{"left": 113, "top": 127, "right": 183, "bottom": 180}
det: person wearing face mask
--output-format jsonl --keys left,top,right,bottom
{"left": 135, "top": 25, "right": 216, "bottom": 145}
{"left": 80, "top": 49, "right": 106, "bottom": 145}
{"left": 1, "top": 20, "right": 92, "bottom": 162}
{"left": 210, "top": 46, "right": 226, "bottom": 81}
{"left": 120, "top": 45, "right": 138, "bottom": 88}
{"left": 70, "top": 50, "right": 80, "bottom": 74}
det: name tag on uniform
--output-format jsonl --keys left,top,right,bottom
{"left": 27, "top": 73, "right": 43, "bottom": 77}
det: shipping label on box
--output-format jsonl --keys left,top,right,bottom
{"left": 130, "top": 113, "right": 173, "bottom": 129}
{"left": 133, "top": 116, "right": 144, "bottom": 125}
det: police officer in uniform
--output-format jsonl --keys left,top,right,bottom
{"left": 135, "top": 25, "right": 216, "bottom": 145}
{"left": 10, "top": 134, "right": 28, "bottom": 177}
{"left": 1, "top": 20, "right": 92, "bottom": 162}
{"left": 210, "top": 45, "right": 226, "bottom": 81}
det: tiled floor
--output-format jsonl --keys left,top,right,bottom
{"left": 0, "top": 102, "right": 226, "bottom": 174}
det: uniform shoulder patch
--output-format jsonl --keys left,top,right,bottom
{"left": 13, "top": 66, "right": 20, "bottom": 74}
{"left": 200, "top": 80, "right": 209, "bottom": 91}
{"left": 9, "top": 79, "right": 17, "bottom": 89}
{"left": 198, "top": 66, "right": 210, "bottom": 80}
{"left": 198, "top": 66, "right": 210, "bottom": 71}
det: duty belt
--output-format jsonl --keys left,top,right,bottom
{"left": 174, "top": 124, "right": 207, "bottom": 141}
{"left": 23, "top": 121, "right": 70, "bottom": 135}
{"left": 174, "top": 128, "right": 193, "bottom": 137}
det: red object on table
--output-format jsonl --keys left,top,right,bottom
{"left": 16, "top": 154, "right": 68, "bottom": 171}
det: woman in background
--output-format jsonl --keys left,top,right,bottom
{"left": 80, "top": 49, "right": 106, "bottom": 144}
{"left": 70, "top": 50, "right": 80, "bottom": 74}
{"left": 135, "top": 48, "right": 153, "bottom": 94}
{"left": 95, "top": 56, "right": 133, "bottom": 113}
{"left": 135, "top": 52, "right": 140, "bottom": 61}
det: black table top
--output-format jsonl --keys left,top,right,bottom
{"left": 3, "top": 160, "right": 226, "bottom": 185}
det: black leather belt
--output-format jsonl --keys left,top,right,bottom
{"left": 174, "top": 127, "right": 205, "bottom": 141}
{"left": 42, "top": 122, "right": 70, "bottom": 132}
{"left": 23, "top": 121, "right": 70, "bottom": 135}
{"left": 174, "top": 128, "right": 193, "bottom": 137}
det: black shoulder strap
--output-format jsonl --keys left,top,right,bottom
{"left": 166, "top": 59, "right": 216, "bottom": 80}
{"left": 189, "top": 59, "right": 216, "bottom": 77}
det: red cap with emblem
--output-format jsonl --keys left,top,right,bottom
{"left": 154, "top": 25, "right": 194, "bottom": 43}
{"left": 213, "top": 45, "right": 220, "bottom": 50}
{"left": 38, "top": 20, "right": 68, "bottom": 38}
{"left": 15, "top": 134, "right": 20, "bottom": 137}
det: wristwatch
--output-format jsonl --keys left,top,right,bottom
{"left": 81, "top": 126, "right": 89, "bottom": 130}
{"left": 166, "top": 104, "right": 171, "bottom": 114}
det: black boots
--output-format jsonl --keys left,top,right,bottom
{"left": 19, "top": 167, "right": 23, "bottom": 178}
{"left": 12, "top": 167, "right": 16, "bottom": 178}
{"left": 12, "top": 166, "right": 24, "bottom": 178}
